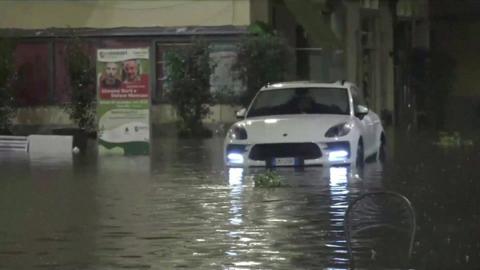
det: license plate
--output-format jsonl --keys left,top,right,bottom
{"left": 274, "top": 157, "right": 295, "bottom": 166}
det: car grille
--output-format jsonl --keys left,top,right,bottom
{"left": 249, "top": 143, "right": 322, "bottom": 161}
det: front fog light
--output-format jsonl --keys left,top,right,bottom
{"left": 227, "top": 153, "right": 244, "bottom": 164}
{"left": 328, "top": 150, "right": 349, "bottom": 161}
{"left": 325, "top": 142, "right": 350, "bottom": 162}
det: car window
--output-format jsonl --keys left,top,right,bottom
{"left": 351, "top": 86, "right": 368, "bottom": 114}
{"left": 247, "top": 87, "right": 350, "bottom": 117}
{"left": 351, "top": 86, "right": 367, "bottom": 106}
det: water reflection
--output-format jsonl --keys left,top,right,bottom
{"left": 0, "top": 148, "right": 369, "bottom": 269}
{"left": 227, "top": 166, "right": 358, "bottom": 269}
{"left": 4, "top": 135, "right": 477, "bottom": 269}
{"left": 29, "top": 152, "right": 73, "bottom": 167}
{"left": 329, "top": 166, "right": 348, "bottom": 188}
{"left": 97, "top": 155, "right": 151, "bottom": 174}
{"left": 326, "top": 166, "right": 350, "bottom": 269}
{"left": 228, "top": 168, "right": 244, "bottom": 226}
{"left": 228, "top": 168, "right": 244, "bottom": 186}
{"left": 0, "top": 151, "right": 98, "bottom": 269}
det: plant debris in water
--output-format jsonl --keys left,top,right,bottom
{"left": 435, "top": 132, "right": 474, "bottom": 147}
{"left": 253, "top": 170, "right": 285, "bottom": 188}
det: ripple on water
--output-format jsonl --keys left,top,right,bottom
{"left": 3, "top": 137, "right": 443, "bottom": 269}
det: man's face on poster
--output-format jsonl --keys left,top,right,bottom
{"left": 104, "top": 62, "right": 119, "bottom": 85}
{"left": 124, "top": 60, "right": 138, "bottom": 81}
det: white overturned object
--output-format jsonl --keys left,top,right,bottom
{"left": 28, "top": 135, "right": 73, "bottom": 156}
{"left": 0, "top": 135, "right": 74, "bottom": 159}
{"left": 0, "top": 136, "right": 28, "bottom": 152}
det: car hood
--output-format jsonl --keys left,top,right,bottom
{"left": 240, "top": 114, "right": 352, "bottom": 143}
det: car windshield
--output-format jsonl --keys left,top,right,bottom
{"left": 247, "top": 87, "right": 350, "bottom": 117}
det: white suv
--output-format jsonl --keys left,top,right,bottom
{"left": 224, "top": 81, "right": 385, "bottom": 167}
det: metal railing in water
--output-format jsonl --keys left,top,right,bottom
{"left": 344, "top": 191, "right": 416, "bottom": 270}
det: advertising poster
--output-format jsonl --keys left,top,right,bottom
{"left": 96, "top": 48, "right": 150, "bottom": 155}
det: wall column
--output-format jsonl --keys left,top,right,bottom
{"left": 344, "top": 1, "right": 360, "bottom": 84}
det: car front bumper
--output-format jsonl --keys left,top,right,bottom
{"left": 224, "top": 141, "right": 352, "bottom": 167}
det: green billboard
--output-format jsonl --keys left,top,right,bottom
{"left": 96, "top": 48, "right": 151, "bottom": 155}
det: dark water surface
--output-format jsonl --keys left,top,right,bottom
{"left": 0, "top": 133, "right": 479, "bottom": 269}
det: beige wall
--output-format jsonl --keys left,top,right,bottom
{"left": 250, "top": 0, "right": 270, "bottom": 24}
{"left": 344, "top": 1, "right": 361, "bottom": 84}
{"left": 14, "top": 105, "right": 239, "bottom": 127}
{"left": 0, "top": 0, "right": 250, "bottom": 29}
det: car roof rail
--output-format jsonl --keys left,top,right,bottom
{"left": 333, "top": 79, "right": 346, "bottom": 85}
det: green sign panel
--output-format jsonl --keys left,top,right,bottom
{"left": 96, "top": 48, "right": 151, "bottom": 155}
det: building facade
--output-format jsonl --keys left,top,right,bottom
{"left": 0, "top": 0, "right": 430, "bottom": 132}
{"left": 429, "top": 0, "right": 480, "bottom": 130}
{"left": 267, "top": 0, "right": 429, "bottom": 127}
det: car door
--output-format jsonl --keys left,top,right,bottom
{"left": 363, "top": 110, "right": 380, "bottom": 155}
{"left": 351, "top": 87, "right": 375, "bottom": 155}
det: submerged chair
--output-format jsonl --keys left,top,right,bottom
{"left": 344, "top": 191, "right": 416, "bottom": 270}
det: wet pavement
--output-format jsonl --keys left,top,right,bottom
{"left": 0, "top": 132, "right": 479, "bottom": 269}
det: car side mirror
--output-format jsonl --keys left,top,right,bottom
{"left": 355, "top": 105, "right": 369, "bottom": 119}
{"left": 236, "top": 108, "right": 246, "bottom": 119}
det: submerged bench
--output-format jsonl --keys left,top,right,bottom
{"left": 0, "top": 136, "right": 29, "bottom": 152}
{"left": 0, "top": 135, "right": 74, "bottom": 155}
{"left": 28, "top": 135, "right": 73, "bottom": 155}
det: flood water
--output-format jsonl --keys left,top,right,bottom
{"left": 0, "top": 131, "right": 479, "bottom": 269}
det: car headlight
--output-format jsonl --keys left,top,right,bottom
{"left": 325, "top": 122, "right": 352, "bottom": 138}
{"left": 228, "top": 126, "right": 248, "bottom": 140}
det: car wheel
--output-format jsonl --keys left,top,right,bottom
{"left": 356, "top": 140, "right": 364, "bottom": 169}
